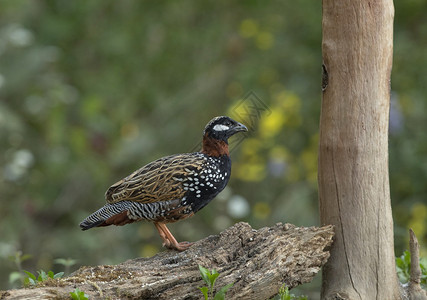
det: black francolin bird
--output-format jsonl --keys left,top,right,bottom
{"left": 80, "top": 116, "right": 247, "bottom": 251}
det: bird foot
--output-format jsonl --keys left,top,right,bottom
{"left": 164, "top": 241, "right": 193, "bottom": 252}
{"left": 155, "top": 222, "right": 193, "bottom": 251}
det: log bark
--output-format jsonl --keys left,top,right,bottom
{"left": 319, "top": 0, "right": 399, "bottom": 299}
{"left": 0, "top": 222, "right": 334, "bottom": 300}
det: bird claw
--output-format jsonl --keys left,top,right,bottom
{"left": 174, "top": 241, "right": 193, "bottom": 251}
{"left": 163, "top": 241, "right": 193, "bottom": 251}
{"left": 178, "top": 241, "right": 193, "bottom": 246}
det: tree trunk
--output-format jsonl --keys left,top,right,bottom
{"left": 319, "top": 0, "right": 400, "bottom": 299}
{"left": 0, "top": 222, "right": 334, "bottom": 300}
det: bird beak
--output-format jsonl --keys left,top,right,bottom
{"left": 232, "top": 122, "right": 248, "bottom": 134}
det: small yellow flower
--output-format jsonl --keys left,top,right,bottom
{"left": 239, "top": 19, "right": 259, "bottom": 38}
{"left": 256, "top": 31, "right": 274, "bottom": 50}
{"left": 408, "top": 203, "right": 427, "bottom": 244}
{"left": 235, "top": 162, "right": 266, "bottom": 182}
{"left": 277, "top": 91, "right": 300, "bottom": 112}
{"left": 260, "top": 110, "right": 285, "bottom": 138}
{"left": 269, "top": 146, "right": 290, "bottom": 160}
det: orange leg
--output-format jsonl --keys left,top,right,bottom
{"left": 154, "top": 222, "right": 193, "bottom": 251}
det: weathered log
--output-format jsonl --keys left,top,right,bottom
{"left": 0, "top": 222, "right": 334, "bottom": 300}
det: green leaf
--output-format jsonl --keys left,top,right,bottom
{"left": 23, "top": 270, "right": 36, "bottom": 281}
{"left": 395, "top": 257, "right": 404, "bottom": 269}
{"left": 396, "top": 251, "right": 416, "bottom": 284}
{"left": 23, "top": 274, "right": 37, "bottom": 287}
{"left": 54, "top": 272, "right": 64, "bottom": 279}
{"left": 9, "top": 271, "right": 23, "bottom": 285}
{"left": 199, "top": 286, "right": 209, "bottom": 300}
{"left": 47, "top": 271, "right": 54, "bottom": 278}
{"left": 214, "top": 282, "right": 233, "bottom": 300}
{"left": 198, "top": 265, "right": 211, "bottom": 286}
{"left": 278, "top": 285, "right": 291, "bottom": 300}
{"left": 38, "top": 270, "right": 48, "bottom": 281}
{"left": 54, "top": 258, "right": 67, "bottom": 265}
{"left": 397, "top": 272, "right": 407, "bottom": 284}
{"left": 55, "top": 258, "right": 77, "bottom": 267}
{"left": 403, "top": 250, "right": 411, "bottom": 265}
{"left": 209, "top": 271, "right": 219, "bottom": 289}
{"left": 20, "top": 254, "right": 32, "bottom": 262}
{"left": 70, "top": 288, "right": 89, "bottom": 300}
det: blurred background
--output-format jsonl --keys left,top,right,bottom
{"left": 0, "top": 0, "right": 426, "bottom": 297}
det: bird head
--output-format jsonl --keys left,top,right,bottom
{"left": 203, "top": 116, "right": 248, "bottom": 143}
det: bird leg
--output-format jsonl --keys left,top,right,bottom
{"left": 154, "top": 222, "right": 193, "bottom": 251}
{"left": 154, "top": 222, "right": 172, "bottom": 249}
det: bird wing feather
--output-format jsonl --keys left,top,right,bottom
{"left": 105, "top": 153, "right": 205, "bottom": 204}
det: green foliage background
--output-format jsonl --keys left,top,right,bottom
{"left": 1, "top": 0, "right": 426, "bottom": 295}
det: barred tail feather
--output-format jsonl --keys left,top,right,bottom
{"left": 79, "top": 201, "right": 134, "bottom": 230}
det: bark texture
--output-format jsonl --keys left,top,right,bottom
{"left": 319, "top": 0, "right": 399, "bottom": 299}
{"left": 0, "top": 222, "right": 334, "bottom": 300}
{"left": 407, "top": 229, "right": 427, "bottom": 300}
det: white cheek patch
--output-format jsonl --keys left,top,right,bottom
{"left": 213, "top": 124, "right": 230, "bottom": 131}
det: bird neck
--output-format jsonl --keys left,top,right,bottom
{"left": 201, "top": 134, "right": 229, "bottom": 157}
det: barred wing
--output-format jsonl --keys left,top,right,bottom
{"left": 105, "top": 153, "right": 205, "bottom": 204}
